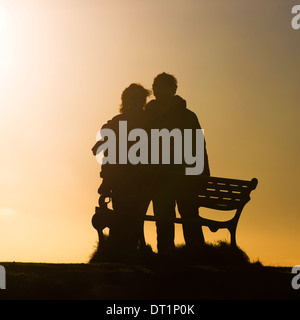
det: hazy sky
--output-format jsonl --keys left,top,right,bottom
{"left": 0, "top": 0, "right": 299, "bottom": 265}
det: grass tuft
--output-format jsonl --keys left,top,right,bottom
{"left": 89, "top": 239, "right": 257, "bottom": 268}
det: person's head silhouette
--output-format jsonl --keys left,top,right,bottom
{"left": 152, "top": 72, "right": 178, "bottom": 101}
{"left": 120, "top": 83, "right": 151, "bottom": 113}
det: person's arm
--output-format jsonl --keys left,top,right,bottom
{"left": 191, "top": 113, "right": 210, "bottom": 176}
{"left": 94, "top": 115, "right": 120, "bottom": 193}
{"left": 92, "top": 140, "right": 103, "bottom": 155}
{"left": 91, "top": 118, "right": 115, "bottom": 155}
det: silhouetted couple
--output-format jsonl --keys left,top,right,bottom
{"left": 92, "top": 73, "right": 210, "bottom": 260}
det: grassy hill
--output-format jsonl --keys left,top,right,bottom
{"left": 0, "top": 243, "right": 299, "bottom": 300}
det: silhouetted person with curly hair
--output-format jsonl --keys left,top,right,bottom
{"left": 92, "top": 83, "right": 151, "bottom": 260}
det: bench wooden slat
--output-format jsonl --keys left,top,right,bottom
{"left": 192, "top": 177, "right": 257, "bottom": 191}
{"left": 197, "top": 190, "right": 250, "bottom": 201}
{"left": 143, "top": 215, "right": 231, "bottom": 230}
{"left": 197, "top": 199, "right": 246, "bottom": 211}
{"left": 204, "top": 183, "right": 248, "bottom": 193}
{"left": 206, "top": 176, "right": 257, "bottom": 187}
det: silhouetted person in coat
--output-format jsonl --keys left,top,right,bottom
{"left": 92, "top": 83, "right": 151, "bottom": 260}
{"left": 145, "top": 72, "right": 210, "bottom": 254}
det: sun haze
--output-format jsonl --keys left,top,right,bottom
{"left": 0, "top": 0, "right": 299, "bottom": 266}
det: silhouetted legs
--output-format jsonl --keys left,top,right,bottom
{"left": 152, "top": 174, "right": 204, "bottom": 254}
{"left": 177, "top": 192, "right": 205, "bottom": 249}
{"left": 109, "top": 192, "right": 150, "bottom": 260}
{"left": 152, "top": 193, "right": 176, "bottom": 254}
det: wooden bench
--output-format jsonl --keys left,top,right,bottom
{"left": 92, "top": 176, "right": 258, "bottom": 248}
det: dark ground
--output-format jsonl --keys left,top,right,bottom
{"left": 1, "top": 244, "right": 299, "bottom": 300}
{"left": 0, "top": 262, "right": 299, "bottom": 300}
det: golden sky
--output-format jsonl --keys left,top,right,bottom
{"left": 0, "top": 0, "right": 299, "bottom": 266}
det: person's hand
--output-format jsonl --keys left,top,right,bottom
{"left": 92, "top": 141, "right": 101, "bottom": 155}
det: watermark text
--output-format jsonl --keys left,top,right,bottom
{"left": 95, "top": 121, "right": 205, "bottom": 175}
{"left": 0, "top": 265, "right": 6, "bottom": 289}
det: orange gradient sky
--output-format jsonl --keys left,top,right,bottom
{"left": 0, "top": 0, "right": 299, "bottom": 266}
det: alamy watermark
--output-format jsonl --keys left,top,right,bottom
{"left": 0, "top": 265, "right": 6, "bottom": 289}
{"left": 94, "top": 121, "right": 205, "bottom": 175}
{"left": 292, "top": 5, "right": 300, "bottom": 29}
{"left": 291, "top": 265, "right": 300, "bottom": 290}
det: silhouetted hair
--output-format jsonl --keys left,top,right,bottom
{"left": 152, "top": 72, "right": 178, "bottom": 97}
{"left": 120, "top": 83, "right": 151, "bottom": 113}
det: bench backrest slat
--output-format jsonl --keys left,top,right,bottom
{"left": 190, "top": 176, "right": 258, "bottom": 211}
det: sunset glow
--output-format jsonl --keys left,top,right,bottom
{"left": 0, "top": 0, "right": 299, "bottom": 266}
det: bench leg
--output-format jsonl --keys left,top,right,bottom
{"left": 229, "top": 225, "right": 237, "bottom": 248}
{"left": 97, "top": 229, "right": 105, "bottom": 247}
{"left": 138, "top": 221, "right": 147, "bottom": 249}
{"left": 229, "top": 207, "right": 244, "bottom": 248}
